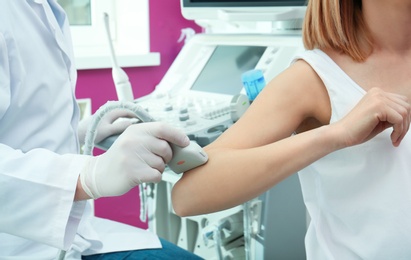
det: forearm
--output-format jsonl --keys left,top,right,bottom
{"left": 172, "top": 124, "right": 344, "bottom": 216}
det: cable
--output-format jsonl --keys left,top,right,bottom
{"left": 243, "top": 201, "right": 252, "bottom": 260}
{"left": 83, "top": 101, "right": 154, "bottom": 155}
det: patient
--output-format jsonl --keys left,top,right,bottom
{"left": 171, "top": 0, "right": 411, "bottom": 259}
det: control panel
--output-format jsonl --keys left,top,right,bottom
{"left": 135, "top": 91, "right": 235, "bottom": 146}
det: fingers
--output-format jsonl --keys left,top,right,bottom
{"left": 132, "top": 167, "right": 163, "bottom": 184}
{"left": 340, "top": 88, "right": 411, "bottom": 148}
{"left": 117, "top": 123, "right": 176, "bottom": 164}
{"left": 145, "top": 122, "right": 190, "bottom": 147}
{"left": 371, "top": 89, "right": 411, "bottom": 146}
{"left": 386, "top": 101, "right": 411, "bottom": 146}
{"left": 140, "top": 137, "right": 174, "bottom": 165}
{"left": 96, "top": 110, "right": 139, "bottom": 142}
{"left": 109, "top": 119, "right": 133, "bottom": 134}
{"left": 105, "top": 109, "right": 137, "bottom": 123}
{"left": 135, "top": 150, "right": 167, "bottom": 175}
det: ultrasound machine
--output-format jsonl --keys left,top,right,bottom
{"left": 100, "top": 0, "right": 308, "bottom": 259}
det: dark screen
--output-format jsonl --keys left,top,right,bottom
{"left": 182, "top": 0, "right": 307, "bottom": 7}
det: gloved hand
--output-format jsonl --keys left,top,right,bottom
{"left": 78, "top": 108, "right": 138, "bottom": 146}
{"left": 79, "top": 122, "right": 190, "bottom": 199}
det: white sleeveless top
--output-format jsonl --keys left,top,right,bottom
{"left": 295, "top": 49, "right": 411, "bottom": 260}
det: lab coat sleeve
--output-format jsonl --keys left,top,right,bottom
{"left": 0, "top": 32, "right": 10, "bottom": 117}
{"left": 0, "top": 144, "right": 90, "bottom": 250}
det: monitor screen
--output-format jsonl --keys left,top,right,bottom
{"left": 183, "top": 0, "right": 306, "bottom": 7}
{"left": 190, "top": 45, "right": 266, "bottom": 95}
{"left": 181, "top": 0, "right": 307, "bottom": 21}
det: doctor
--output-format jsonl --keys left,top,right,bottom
{"left": 0, "top": 0, "right": 202, "bottom": 259}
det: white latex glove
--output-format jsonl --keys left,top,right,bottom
{"left": 80, "top": 122, "right": 190, "bottom": 199}
{"left": 78, "top": 109, "right": 138, "bottom": 146}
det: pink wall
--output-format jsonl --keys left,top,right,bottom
{"left": 75, "top": 0, "right": 201, "bottom": 228}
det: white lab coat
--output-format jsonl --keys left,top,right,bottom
{"left": 0, "top": 0, "right": 160, "bottom": 259}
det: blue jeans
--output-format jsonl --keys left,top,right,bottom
{"left": 82, "top": 237, "right": 203, "bottom": 260}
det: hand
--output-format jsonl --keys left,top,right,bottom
{"left": 79, "top": 122, "right": 190, "bottom": 199}
{"left": 333, "top": 88, "right": 411, "bottom": 148}
{"left": 78, "top": 108, "right": 137, "bottom": 146}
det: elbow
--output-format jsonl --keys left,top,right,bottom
{"left": 172, "top": 202, "right": 190, "bottom": 217}
{"left": 171, "top": 189, "right": 190, "bottom": 217}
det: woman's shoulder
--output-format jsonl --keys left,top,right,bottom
{"left": 263, "top": 54, "right": 332, "bottom": 128}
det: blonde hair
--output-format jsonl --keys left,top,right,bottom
{"left": 302, "top": 0, "right": 372, "bottom": 62}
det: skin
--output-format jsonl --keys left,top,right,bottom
{"left": 171, "top": 0, "right": 411, "bottom": 216}
{"left": 75, "top": 180, "right": 90, "bottom": 201}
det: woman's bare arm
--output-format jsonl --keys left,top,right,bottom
{"left": 172, "top": 59, "right": 411, "bottom": 216}
{"left": 172, "top": 60, "right": 334, "bottom": 215}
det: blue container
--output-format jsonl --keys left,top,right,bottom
{"left": 241, "top": 69, "right": 266, "bottom": 101}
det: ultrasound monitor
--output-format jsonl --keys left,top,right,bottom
{"left": 181, "top": 0, "right": 307, "bottom": 22}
